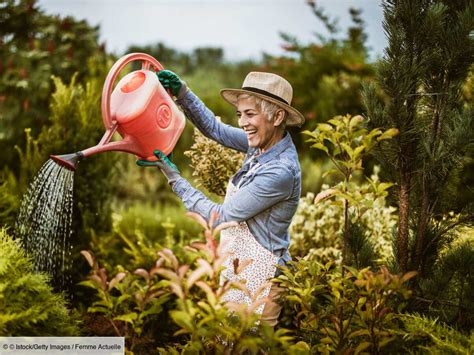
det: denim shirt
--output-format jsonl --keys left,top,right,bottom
{"left": 172, "top": 89, "right": 301, "bottom": 265}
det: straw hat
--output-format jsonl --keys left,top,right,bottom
{"left": 220, "top": 72, "right": 305, "bottom": 127}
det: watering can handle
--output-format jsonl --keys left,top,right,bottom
{"left": 101, "top": 53, "right": 167, "bottom": 130}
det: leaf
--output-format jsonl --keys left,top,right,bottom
{"left": 379, "top": 337, "right": 395, "bottom": 348}
{"left": 155, "top": 268, "right": 180, "bottom": 284}
{"left": 186, "top": 265, "right": 211, "bottom": 290}
{"left": 311, "top": 142, "right": 329, "bottom": 154}
{"left": 114, "top": 312, "right": 138, "bottom": 324}
{"left": 341, "top": 142, "right": 354, "bottom": 159}
{"left": 170, "top": 310, "right": 194, "bottom": 331}
{"left": 355, "top": 341, "right": 371, "bottom": 354}
{"left": 320, "top": 337, "right": 334, "bottom": 344}
{"left": 157, "top": 249, "right": 179, "bottom": 271}
{"left": 78, "top": 280, "right": 98, "bottom": 290}
{"left": 301, "top": 129, "right": 315, "bottom": 136}
{"left": 401, "top": 271, "right": 417, "bottom": 283}
{"left": 139, "top": 301, "right": 167, "bottom": 319}
{"left": 134, "top": 268, "right": 150, "bottom": 281}
{"left": 80, "top": 250, "right": 95, "bottom": 268}
{"left": 349, "top": 115, "right": 364, "bottom": 130}
{"left": 377, "top": 128, "right": 399, "bottom": 141}
{"left": 108, "top": 272, "right": 127, "bottom": 290}
{"left": 196, "top": 281, "right": 217, "bottom": 305}
{"left": 212, "top": 221, "right": 239, "bottom": 238}
{"left": 349, "top": 329, "right": 371, "bottom": 338}
{"left": 171, "top": 283, "right": 185, "bottom": 299}
{"left": 186, "top": 211, "right": 208, "bottom": 230}
{"left": 328, "top": 118, "right": 343, "bottom": 128}
{"left": 178, "top": 264, "right": 190, "bottom": 278}
{"left": 236, "top": 258, "right": 254, "bottom": 274}
{"left": 318, "top": 123, "right": 334, "bottom": 132}
{"left": 87, "top": 306, "right": 109, "bottom": 314}
{"left": 353, "top": 145, "right": 365, "bottom": 159}
{"left": 314, "top": 189, "right": 337, "bottom": 204}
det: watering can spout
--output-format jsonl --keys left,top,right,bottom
{"left": 50, "top": 152, "right": 84, "bottom": 171}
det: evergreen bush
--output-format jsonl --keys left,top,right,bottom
{"left": 0, "top": 228, "right": 80, "bottom": 336}
{"left": 398, "top": 313, "right": 474, "bottom": 354}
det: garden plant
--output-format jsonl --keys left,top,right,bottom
{"left": 1, "top": 0, "right": 473, "bottom": 354}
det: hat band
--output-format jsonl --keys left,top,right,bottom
{"left": 241, "top": 86, "right": 289, "bottom": 105}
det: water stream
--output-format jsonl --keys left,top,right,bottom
{"left": 15, "top": 159, "right": 74, "bottom": 290}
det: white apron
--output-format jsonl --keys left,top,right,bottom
{"left": 219, "top": 162, "right": 279, "bottom": 315}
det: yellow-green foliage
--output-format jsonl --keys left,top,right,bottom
{"left": 184, "top": 125, "right": 245, "bottom": 196}
{"left": 90, "top": 202, "right": 204, "bottom": 271}
{"left": 0, "top": 229, "right": 80, "bottom": 336}
{"left": 0, "top": 169, "right": 19, "bottom": 229}
{"left": 290, "top": 166, "right": 397, "bottom": 264}
{"left": 82, "top": 213, "right": 308, "bottom": 354}
{"left": 0, "top": 128, "right": 43, "bottom": 229}
{"left": 276, "top": 260, "right": 416, "bottom": 354}
{"left": 399, "top": 313, "right": 474, "bottom": 354}
{"left": 79, "top": 250, "right": 173, "bottom": 353}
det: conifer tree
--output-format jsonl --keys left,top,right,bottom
{"left": 363, "top": 0, "right": 474, "bottom": 273}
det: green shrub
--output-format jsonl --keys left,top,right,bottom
{"left": 184, "top": 125, "right": 245, "bottom": 197}
{"left": 0, "top": 228, "right": 80, "bottom": 336}
{"left": 398, "top": 313, "right": 474, "bottom": 354}
{"left": 303, "top": 114, "right": 398, "bottom": 264}
{"left": 419, "top": 241, "right": 474, "bottom": 329}
{"left": 79, "top": 250, "right": 174, "bottom": 353}
{"left": 82, "top": 212, "right": 307, "bottom": 354}
{"left": 276, "top": 259, "right": 416, "bottom": 353}
{"left": 290, "top": 166, "right": 397, "bottom": 265}
{"left": 90, "top": 202, "right": 204, "bottom": 271}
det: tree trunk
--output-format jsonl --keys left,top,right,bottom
{"left": 398, "top": 169, "right": 411, "bottom": 273}
{"left": 413, "top": 182, "right": 429, "bottom": 274}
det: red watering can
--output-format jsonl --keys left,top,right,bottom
{"left": 50, "top": 53, "right": 186, "bottom": 170}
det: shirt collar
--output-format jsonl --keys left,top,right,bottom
{"left": 253, "top": 131, "right": 292, "bottom": 165}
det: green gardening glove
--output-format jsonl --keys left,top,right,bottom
{"left": 157, "top": 70, "right": 182, "bottom": 96}
{"left": 136, "top": 150, "right": 181, "bottom": 185}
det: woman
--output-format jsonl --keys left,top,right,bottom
{"left": 138, "top": 71, "right": 304, "bottom": 326}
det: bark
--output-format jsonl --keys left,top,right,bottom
{"left": 398, "top": 169, "right": 411, "bottom": 273}
{"left": 413, "top": 183, "right": 430, "bottom": 274}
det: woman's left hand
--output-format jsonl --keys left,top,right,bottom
{"left": 136, "top": 150, "right": 181, "bottom": 185}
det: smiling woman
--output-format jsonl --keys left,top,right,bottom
{"left": 136, "top": 69, "right": 305, "bottom": 327}
{"left": 236, "top": 94, "right": 286, "bottom": 152}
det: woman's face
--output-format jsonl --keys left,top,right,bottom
{"left": 236, "top": 97, "right": 282, "bottom": 152}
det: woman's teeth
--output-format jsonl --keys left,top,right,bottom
{"left": 246, "top": 130, "right": 257, "bottom": 138}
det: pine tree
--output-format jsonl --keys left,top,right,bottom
{"left": 363, "top": 0, "right": 474, "bottom": 273}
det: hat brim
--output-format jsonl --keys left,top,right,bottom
{"left": 220, "top": 88, "right": 305, "bottom": 127}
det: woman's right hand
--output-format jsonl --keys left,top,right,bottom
{"left": 157, "top": 70, "right": 182, "bottom": 96}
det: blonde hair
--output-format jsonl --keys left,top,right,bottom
{"left": 237, "top": 94, "right": 287, "bottom": 128}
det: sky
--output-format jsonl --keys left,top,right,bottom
{"left": 38, "top": 0, "right": 387, "bottom": 62}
